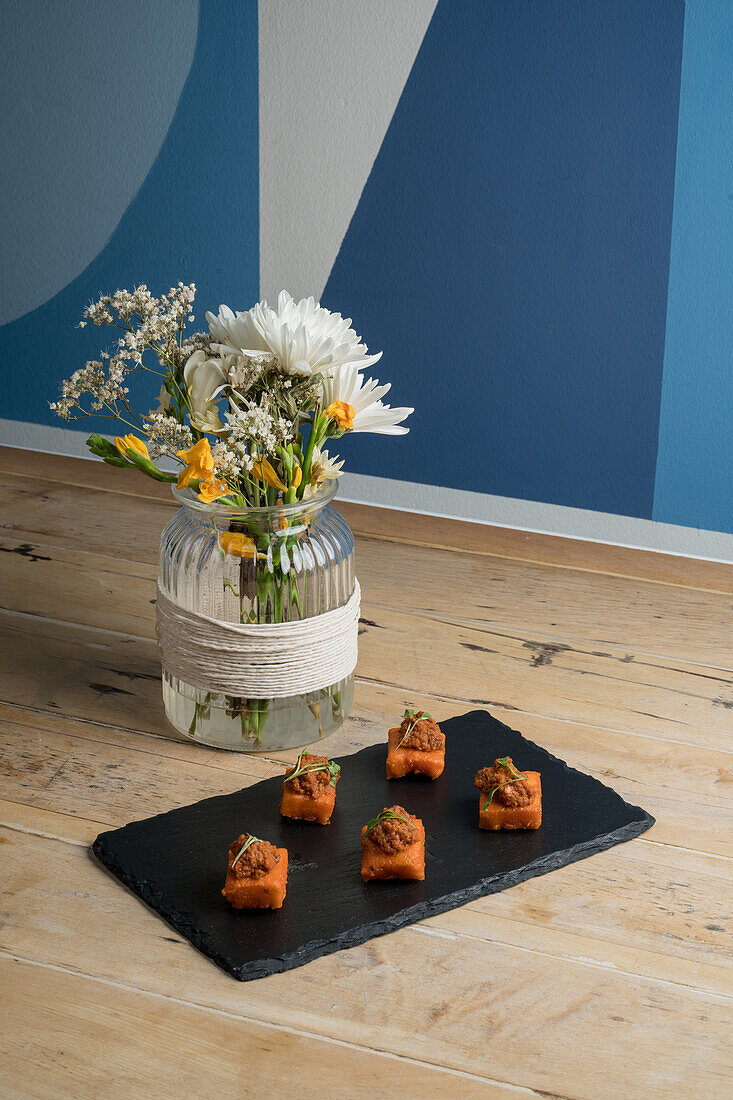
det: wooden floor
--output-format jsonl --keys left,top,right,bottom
{"left": 1, "top": 445, "right": 731, "bottom": 1099}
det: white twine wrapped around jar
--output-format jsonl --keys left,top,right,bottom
{"left": 156, "top": 580, "right": 361, "bottom": 698}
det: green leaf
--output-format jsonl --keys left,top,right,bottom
{"left": 87, "top": 434, "right": 133, "bottom": 467}
{"left": 101, "top": 455, "right": 132, "bottom": 467}
{"left": 284, "top": 752, "right": 340, "bottom": 787}
{"left": 397, "top": 708, "right": 432, "bottom": 748}
{"left": 230, "top": 833, "right": 260, "bottom": 868}
{"left": 482, "top": 761, "right": 528, "bottom": 811}
{"left": 364, "top": 808, "right": 413, "bottom": 833}
{"left": 86, "top": 433, "right": 123, "bottom": 459}
{"left": 125, "top": 447, "right": 176, "bottom": 482}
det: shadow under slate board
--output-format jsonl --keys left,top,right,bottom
{"left": 92, "top": 709, "right": 654, "bottom": 980}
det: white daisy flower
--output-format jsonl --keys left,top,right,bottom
{"left": 321, "top": 362, "right": 413, "bottom": 435}
{"left": 310, "top": 445, "right": 345, "bottom": 484}
{"left": 205, "top": 291, "right": 382, "bottom": 379}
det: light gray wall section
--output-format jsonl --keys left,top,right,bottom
{"left": 258, "top": 0, "right": 438, "bottom": 303}
{"left": 4, "top": 418, "right": 731, "bottom": 562}
{"left": 0, "top": 0, "right": 199, "bottom": 325}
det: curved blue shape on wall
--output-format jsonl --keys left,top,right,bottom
{"left": 0, "top": 0, "right": 199, "bottom": 326}
{"left": 2, "top": 0, "right": 258, "bottom": 434}
{"left": 323, "top": 0, "right": 684, "bottom": 518}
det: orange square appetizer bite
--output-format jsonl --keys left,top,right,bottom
{"left": 474, "top": 757, "right": 542, "bottom": 830}
{"left": 361, "top": 805, "right": 425, "bottom": 882}
{"left": 386, "top": 709, "right": 445, "bottom": 779}
{"left": 280, "top": 750, "right": 340, "bottom": 825}
{"left": 222, "top": 833, "right": 288, "bottom": 909}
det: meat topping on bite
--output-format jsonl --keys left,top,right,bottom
{"left": 284, "top": 752, "right": 335, "bottom": 797}
{"left": 366, "top": 806, "right": 417, "bottom": 853}
{"left": 397, "top": 710, "right": 444, "bottom": 752}
{"left": 474, "top": 758, "right": 532, "bottom": 807}
{"left": 228, "top": 834, "right": 280, "bottom": 879}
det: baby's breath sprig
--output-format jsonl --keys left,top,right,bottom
{"left": 483, "top": 757, "right": 528, "bottom": 811}
{"left": 285, "top": 749, "right": 341, "bottom": 788}
{"left": 365, "top": 808, "right": 413, "bottom": 833}
{"left": 230, "top": 833, "right": 261, "bottom": 868}
{"left": 397, "top": 707, "right": 432, "bottom": 748}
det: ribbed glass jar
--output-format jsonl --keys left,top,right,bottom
{"left": 158, "top": 481, "right": 355, "bottom": 751}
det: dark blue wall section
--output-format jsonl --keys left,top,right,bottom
{"left": 323, "top": 0, "right": 684, "bottom": 518}
{"left": 2, "top": 0, "right": 258, "bottom": 433}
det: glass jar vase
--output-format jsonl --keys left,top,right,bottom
{"left": 158, "top": 481, "right": 356, "bottom": 751}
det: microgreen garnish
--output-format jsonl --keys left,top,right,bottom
{"left": 365, "top": 808, "right": 414, "bottom": 833}
{"left": 397, "top": 708, "right": 432, "bottom": 748}
{"left": 483, "top": 756, "right": 528, "bottom": 810}
{"left": 230, "top": 833, "right": 261, "bottom": 868}
{"left": 285, "top": 749, "right": 341, "bottom": 788}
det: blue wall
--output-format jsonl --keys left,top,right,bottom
{"left": 324, "top": 0, "right": 684, "bottom": 519}
{"left": 2, "top": 0, "right": 732, "bottom": 535}
{"left": 0, "top": 0, "right": 259, "bottom": 434}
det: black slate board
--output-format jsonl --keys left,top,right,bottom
{"left": 92, "top": 709, "right": 654, "bottom": 980}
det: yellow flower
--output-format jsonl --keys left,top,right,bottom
{"left": 176, "top": 438, "right": 215, "bottom": 489}
{"left": 197, "top": 476, "right": 229, "bottom": 503}
{"left": 252, "top": 456, "right": 288, "bottom": 492}
{"left": 115, "top": 434, "right": 149, "bottom": 460}
{"left": 218, "top": 530, "right": 256, "bottom": 557}
{"left": 324, "top": 400, "right": 355, "bottom": 431}
{"left": 292, "top": 465, "right": 302, "bottom": 488}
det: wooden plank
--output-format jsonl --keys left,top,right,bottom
{"left": 1, "top": 827, "right": 730, "bottom": 1100}
{"left": 1, "top": 720, "right": 731, "bottom": 998}
{"left": 3, "top": 530, "right": 732, "bottom": 670}
{"left": 0, "top": 708, "right": 276, "bottom": 826}
{"left": 4, "top": 445, "right": 732, "bottom": 592}
{"left": 0, "top": 474, "right": 171, "bottom": 565}
{"left": 0, "top": 701, "right": 279, "bottom": 776}
{"left": 6, "top": 790, "right": 725, "bottom": 1007}
{"left": 2, "top": 696, "right": 732, "bottom": 861}
{"left": 2, "top": 604, "right": 731, "bottom": 858}
{"left": 0, "top": 796, "right": 103, "bottom": 845}
{"left": 3, "top": 445, "right": 732, "bottom": 1093}
{"left": 1, "top": 445, "right": 174, "bottom": 502}
{"left": 2, "top": 598, "right": 730, "bottom": 759}
{"left": 0, "top": 956, "right": 502, "bottom": 1100}
{"left": 341, "top": 501, "right": 733, "bottom": 594}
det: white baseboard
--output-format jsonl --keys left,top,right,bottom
{"left": 2, "top": 417, "right": 732, "bottom": 562}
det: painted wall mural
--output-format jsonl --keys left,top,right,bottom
{"left": 2, "top": 0, "right": 732, "bottom": 538}
{"left": 0, "top": 0, "right": 258, "bottom": 431}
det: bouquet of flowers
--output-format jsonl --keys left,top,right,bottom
{"left": 51, "top": 283, "right": 412, "bottom": 504}
{"left": 52, "top": 283, "right": 412, "bottom": 748}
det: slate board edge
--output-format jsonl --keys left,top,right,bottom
{"left": 90, "top": 709, "right": 657, "bottom": 982}
{"left": 475, "top": 710, "right": 655, "bottom": 823}
{"left": 92, "top": 810, "right": 654, "bottom": 982}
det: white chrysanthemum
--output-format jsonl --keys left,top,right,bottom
{"left": 322, "top": 363, "right": 413, "bottom": 435}
{"left": 205, "top": 291, "right": 383, "bottom": 378}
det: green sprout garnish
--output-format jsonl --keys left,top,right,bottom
{"left": 230, "top": 833, "right": 261, "bottom": 868}
{"left": 285, "top": 749, "right": 341, "bottom": 788}
{"left": 364, "top": 808, "right": 414, "bottom": 833}
{"left": 397, "top": 708, "right": 432, "bottom": 748}
{"left": 483, "top": 756, "right": 528, "bottom": 810}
